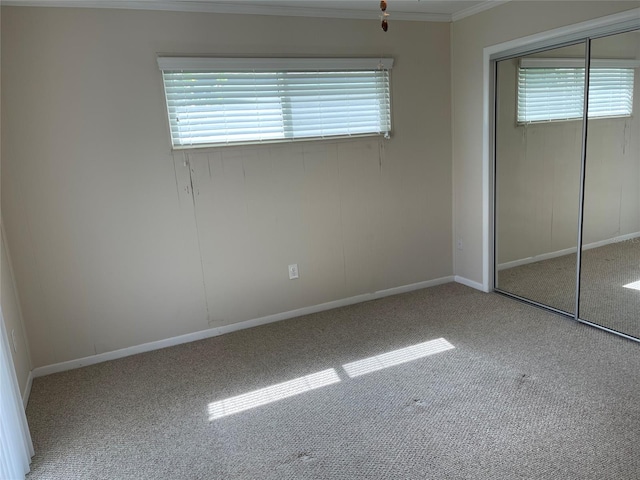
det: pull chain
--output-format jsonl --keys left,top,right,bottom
{"left": 380, "top": 0, "right": 389, "bottom": 31}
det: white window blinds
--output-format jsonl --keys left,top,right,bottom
{"left": 517, "top": 58, "right": 636, "bottom": 123}
{"left": 158, "top": 57, "right": 393, "bottom": 148}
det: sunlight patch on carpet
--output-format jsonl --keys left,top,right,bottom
{"left": 342, "top": 338, "right": 455, "bottom": 378}
{"left": 208, "top": 369, "right": 341, "bottom": 420}
{"left": 623, "top": 280, "right": 640, "bottom": 291}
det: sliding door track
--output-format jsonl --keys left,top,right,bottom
{"left": 494, "top": 288, "right": 575, "bottom": 319}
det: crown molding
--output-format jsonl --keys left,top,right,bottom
{"left": 451, "top": 0, "right": 510, "bottom": 22}
{"left": 0, "top": 1, "right": 453, "bottom": 22}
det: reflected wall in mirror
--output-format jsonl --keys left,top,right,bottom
{"left": 495, "top": 43, "right": 586, "bottom": 314}
{"left": 580, "top": 29, "right": 640, "bottom": 339}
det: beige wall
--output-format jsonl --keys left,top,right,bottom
{"left": 495, "top": 46, "right": 640, "bottom": 265}
{"left": 188, "top": 136, "right": 455, "bottom": 326}
{"left": 584, "top": 32, "right": 640, "bottom": 247}
{"left": 1, "top": 7, "right": 452, "bottom": 368}
{"left": 1, "top": 227, "right": 32, "bottom": 397}
{"left": 1, "top": 4, "right": 32, "bottom": 399}
{"left": 451, "top": 1, "right": 640, "bottom": 284}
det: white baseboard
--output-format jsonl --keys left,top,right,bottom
{"left": 22, "top": 370, "right": 33, "bottom": 409}
{"left": 498, "top": 231, "right": 640, "bottom": 271}
{"left": 32, "top": 275, "right": 454, "bottom": 378}
{"left": 454, "top": 276, "right": 485, "bottom": 291}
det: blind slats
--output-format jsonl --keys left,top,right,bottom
{"left": 517, "top": 66, "right": 634, "bottom": 123}
{"left": 166, "top": 94, "right": 389, "bottom": 106}
{"left": 161, "top": 66, "right": 392, "bottom": 147}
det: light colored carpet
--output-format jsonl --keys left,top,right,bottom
{"left": 25, "top": 283, "right": 640, "bottom": 480}
{"left": 497, "top": 253, "right": 577, "bottom": 314}
{"left": 498, "top": 239, "right": 640, "bottom": 339}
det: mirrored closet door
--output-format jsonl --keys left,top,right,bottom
{"left": 495, "top": 43, "right": 586, "bottom": 315}
{"left": 579, "top": 30, "right": 640, "bottom": 339}
{"left": 494, "top": 26, "right": 640, "bottom": 342}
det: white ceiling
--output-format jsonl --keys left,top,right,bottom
{"left": 1, "top": 0, "right": 508, "bottom": 22}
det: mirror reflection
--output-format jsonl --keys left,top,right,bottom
{"left": 579, "top": 30, "right": 640, "bottom": 338}
{"left": 495, "top": 43, "right": 586, "bottom": 314}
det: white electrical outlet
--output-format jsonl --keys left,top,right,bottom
{"left": 456, "top": 237, "right": 464, "bottom": 251}
{"left": 288, "top": 264, "right": 299, "bottom": 280}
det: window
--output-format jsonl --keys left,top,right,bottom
{"left": 158, "top": 57, "right": 393, "bottom": 148}
{"left": 517, "top": 58, "right": 637, "bottom": 123}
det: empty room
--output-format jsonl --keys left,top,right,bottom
{"left": 1, "top": 1, "right": 639, "bottom": 479}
